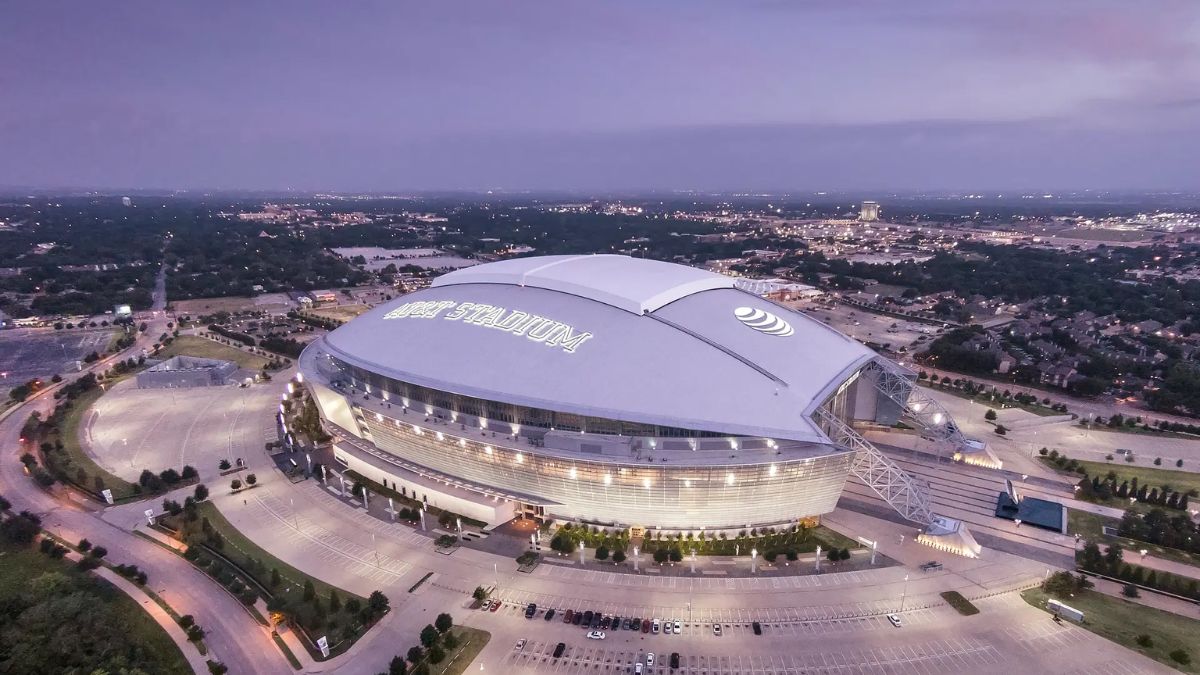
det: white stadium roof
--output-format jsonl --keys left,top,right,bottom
{"left": 323, "top": 255, "right": 875, "bottom": 444}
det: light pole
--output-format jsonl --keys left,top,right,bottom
{"left": 633, "top": 546, "right": 639, "bottom": 572}
{"left": 690, "top": 548, "right": 696, "bottom": 575}
{"left": 751, "top": 547, "right": 758, "bottom": 575}
{"left": 815, "top": 545, "right": 821, "bottom": 573}
{"left": 578, "top": 541, "right": 585, "bottom": 566}
{"left": 457, "top": 517, "right": 463, "bottom": 544}
{"left": 290, "top": 498, "right": 299, "bottom": 530}
{"left": 900, "top": 574, "right": 909, "bottom": 611}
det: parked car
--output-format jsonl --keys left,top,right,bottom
{"left": 573, "top": 612, "right": 584, "bottom": 625}
{"left": 621, "top": 618, "right": 631, "bottom": 630}
{"left": 480, "top": 599, "right": 492, "bottom": 611}
{"left": 515, "top": 639, "right": 526, "bottom": 651}
{"left": 662, "top": 620, "right": 671, "bottom": 635}
{"left": 524, "top": 603, "right": 537, "bottom": 619}
{"left": 713, "top": 623, "right": 722, "bottom": 636}
{"left": 563, "top": 609, "right": 574, "bottom": 623}
{"left": 670, "top": 652, "right": 680, "bottom": 669}
{"left": 553, "top": 642, "right": 566, "bottom": 658}
{"left": 752, "top": 621, "right": 762, "bottom": 635}
{"left": 634, "top": 664, "right": 643, "bottom": 674}
{"left": 887, "top": 614, "right": 902, "bottom": 628}
{"left": 587, "top": 630, "right": 606, "bottom": 640}
{"left": 582, "top": 610, "right": 593, "bottom": 625}
{"left": 600, "top": 615, "right": 611, "bottom": 629}
{"left": 673, "top": 620, "right": 681, "bottom": 634}
{"left": 646, "top": 652, "right": 656, "bottom": 667}
{"left": 490, "top": 601, "right": 501, "bottom": 613}
{"left": 544, "top": 608, "right": 556, "bottom": 621}
{"left": 591, "top": 614, "right": 602, "bottom": 629}
{"left": 641, "top": 618, "right": 650, "bottom": 633}
{"left": 612, "top": 615, "right": 622, "bottom": 629}
{"left": 652, "top": 619, "right": 661, "bottom": 634}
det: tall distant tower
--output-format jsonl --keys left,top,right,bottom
{"left": 859, "top": 201, "right": 880, "bottom": 222}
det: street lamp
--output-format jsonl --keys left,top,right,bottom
{"left": 751, "top": 547, "right": 758, "bottom": 574}
{"left": 633, "top": 546, "right": 640, "bottom": 572}
{"left": 579, "top": 540, "right": 585, "bottom": 566}
{"left": 900, "top": 574, "right": 910, "bottom": 611}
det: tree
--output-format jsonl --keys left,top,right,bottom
{"left": 595, "top": 545, "right": 609, "bottom": 561}
{"left": 443, "top": 631, "right": 459, "bottom": 650}
{"left": 219, "top": 459, "right": 231, "bottom": 471}
{"left": 984, "top": 408, "right": 997, "bottom": 421}
{"left": 230, "top": 478, "right": 242, "bottom": 491}
{"left": 472, "top": 586, "right": 487, "bottom": 601}
{"left": 406, "top": 646, "right": 423, "bottom": 664}
{"left": 994, "top": 425, "right": 1007, "bottom": 436}
{"left": 246, "top": 473, "right": 258, "bottom": 486}
{"left": 181, "top": 465, "right": 198, "bottom": 481}
{"left": 428, "top": 645, "right": 445, "bottom": 664}
{"left": 1042, "top": 571, "right": 1077, "bottom": 598}
{"left": 388, "top": 655, "right": 408, "bottom": 675}
{"left": 839, "top": 548, "right": 851, "bottom": 561}
{"left": 653, "top": 548, "right": 669, "bottom": 564}
{"left": 78, "top": 538, "right": 93, "bottom": 552}
{"left": 420, "top": 624, "right": 439, "bottom": 648}
{"left": 435, "top": 612, "right": 453, "bottom": 634}
{"left": 612, "top": 549, "right": 626, "bottom": 564}
{"left": 194, "top": 483, "right": 209, "bottom": 502}
{"left": 271, "top": 568, "right": 282, "bottom": 588}
{"left": 826, "top": 547, "right": 840, "bottom": 563}
{"left": 90, "top": 546, "right": 108, "bottom": 559}
{"left": 1123, "top": 583, "right": 1140, "bottom": 598}
{"left": 303, "top": 579, "right": 316, "bottom": 602}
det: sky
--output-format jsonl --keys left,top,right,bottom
{"left": 2, "top": 0, "right": 1199, "bottom": 192}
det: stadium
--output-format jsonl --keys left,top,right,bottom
{"left": 299, "top": 255, "right": 956, "bottom": 534}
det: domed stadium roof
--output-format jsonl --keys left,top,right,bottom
{"left": 322, "top": 255, "right": 875, "bottom": 443}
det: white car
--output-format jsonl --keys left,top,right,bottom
{"left": 587, "top": 630, "right": 606, "bottom": 640}
{"left": 634, "top": 664, "right": 643, "bottom": 675}
{"left": 515, "top": 639, "right": 526, "bottom": 651}
{"left": 480, "top": 599, "right": 492, "bottom": 611}
{"left": 713, "top": 623, "right": 722, "bottom": 636}
{"left": 662, "top": 620, "right": 671, "bottom": 635}
{"left": 887, "top": 614, "right": 902, "bottom": 628}
{"left": 652, "top": 619, "right": 661, "bottom": 634}
{"left": 673, "top": 620, "right": 681, "bottom": 633}
{"left": 646, "top": 652, "right": 656, "bottom": 667}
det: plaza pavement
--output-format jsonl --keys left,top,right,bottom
{"left": 0, "top": 304, "right": 291, "bottom": 675}
{"left": 77, "top": 358, "right": 1182, "bottom": 673}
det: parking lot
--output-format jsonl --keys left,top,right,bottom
{"left": 0, "top": 327, "right": 115, "bottom": 396}
{"left": 499, "top": 635, "right": 1003, "bottom": 674}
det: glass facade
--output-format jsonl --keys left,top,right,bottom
{"left": 349, "top": 403, "right": 853, "bottom": 530}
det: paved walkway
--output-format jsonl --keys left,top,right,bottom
{"left": 0, "top": 312, "right": 292, "bottom": 675}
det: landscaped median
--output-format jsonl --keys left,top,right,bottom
{"left": 156, "top": 497, "right": 389, "bottom": 662}
{"left": 1024, "top": 581, "right": 1198, "bottom": 673}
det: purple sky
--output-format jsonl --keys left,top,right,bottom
{"left": 3, "top": 1, "right": 1198, "bottom": 192}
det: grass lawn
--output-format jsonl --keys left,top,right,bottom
{"left": 1072, "top": 459, "right": 1200, "bottom": 496}
{"left": 158, "top": 334, "right": 270, "bottom": 371}
{"left": 53, "top": 384, "right": 139, "bottom": 500}
{"left": 308, "top": 305, "right": 369, "bottom": 323}
{"left": 195, "top": 501, "right": 365, "bottom": 604}
{"left": 1068, "top": 509, "right": 1200, "bottom": 568}
{"left": 921, "top": 383, "right": 1065, "bottom": 417}
{"left": 1022, "top": 587, "right": 1199, "bottom": 673}
{"left": 0, "top": 539, "right": 191, "bottom": 675}
{"left": 431, "top": 627, "right": 491, "bottom": 675}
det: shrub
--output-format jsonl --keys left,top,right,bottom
{"left": 1122, "top": 583, "right": 1140, "bottom": 598}
{"left": 245, "top": 473, "right": 258, "bottom": 486}
{"left": 181, "top": 465, "right": 198, "bottom": 481}
{"left": 218, "top": 459, "right": 231, "bottom": 471}
{"left": 1038, "top": 447, "right": 1048, "bottom": 456}
{"left": 435, "top": 612, "right": 453, "bottom": 634}
{"left": 1170, "top": 650, "right": 1191, "bottom": 665}
{"left": 90, "top": 546, "right": 108, "bottom": 559}
{"left": 428, "top": 646, "right": 445, "bottom": 664}
{"left": 1136, "top": 634, "right": 1153, "bottom": 647}
{"left": 179, "top": 614, "right": 195, "bottom": 629}
{"left": 187, "top": 625, "right": 205, "bottom": 642}
{"left": 984, "top": 408, "right": 997, "bottom": 421}
{"left": 612, "top": 549, "right": 626, "bottom": 563}
{"left": 230, "top": 479, "right": 242, "bottom": 491}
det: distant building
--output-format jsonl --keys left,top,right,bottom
{"left": 859, "top": 201, "right": 880, "bottom": 222}
{"left": 309, "top": 290, "right": 338, "bottom": 304}
{"left": 114, "top": 304, "right": 133, "bottom": 319}
{"left": 121, "top": 196, "right": 132, "bottom": 207}
{"left": 136, "top": 356, "right": 238, "bottom": 389}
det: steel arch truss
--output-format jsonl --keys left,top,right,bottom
{"left": 816, "top": 407, "right": 935, "bottom": 525}
{"left": 866, "top": 358, "right": 965, "bottom": 448}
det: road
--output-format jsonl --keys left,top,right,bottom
{"left": 0, "top": 271, "right": 292, "bottom": 675}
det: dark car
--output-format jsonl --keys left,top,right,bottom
{"left": 641, "top": 618, "right": 651, "bottom": 633}
{"left": 573, "top": 611, "right": 584, "bottom": 625}
{"left": 553, "top": 643, "right": 566, "bottom": 658}
{"left": 544, "top": 608, "right": 556, "bottom": 621}
{"left": 631, "top": 618, "right": 641, "bottom": 631}
{"left": 525, "top": 603, "right": 537, "bottom": 619}
{"left": 590, "top": 614, "right": 602, "bottom": 629}
{"left": 563, "top": 609, "right": 574, "bottom": 624}
{"left": 600, "top": 616, "right": 611, "bottom": 630}
{"left": 581, "top": 610, "right": 593, "bottom": 626}
{"left": 752, "top": 621, "right": 762, "bottom": 635}
{"left": 621, "top": 618, "right": 631, "bottom": 630}
{"left": 670, "top": 652, "right": 681, "bottom": 669}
